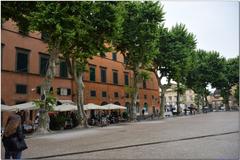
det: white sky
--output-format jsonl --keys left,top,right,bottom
{"left": 160, "top": 1, "right": 239, "bottom": 59}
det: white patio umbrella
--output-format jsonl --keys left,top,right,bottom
{"left": 13, "top": 102, "right": 38, "bottom": 111}
{"left": 83, "top": 103, "right": 105, "bottom": 110}
{"left": 102, "top": 103, "right": 127, "bottom": 110}
{"left": 1, "top": 104, "right": 17, "bottom": 112}
{"left": 54, "top": 103, "right": 77, "bottom": 112}
{"left": 57, "top": 100, "right": 75, "bottom": 105}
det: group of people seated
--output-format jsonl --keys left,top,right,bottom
{"left": 88, "top": 111, "right": 121, "bottom": 127}
{"left": 15, "top": 111, "right": 39, "bottom": 133}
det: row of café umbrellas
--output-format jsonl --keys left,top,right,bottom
{"left": 1, "top": 101, "right": 127, "bottom": 112}
{"left": 51, "top": 103, "right": 127, "bottom": 112}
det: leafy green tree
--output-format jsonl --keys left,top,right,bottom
{"left": 34, "top": 92, "right": 56, "bottom": 131}
{"left": 1, "top": 1, "right": 37, "bottom": 34}
{"left": 61, "top": 2, "right": 123, "bottom": 127}
{"left": 186, "top": 49, "right": 225, "bottom": 110}
{"left": 194, "top": 94, "right": 204, "bottom": 112}
{"left": 167, "top": 23, "right": 197, "bottom": 115}
{"left": 2, "top": 1, "right": 62, "bottom": 133}
{"left": 152, "top": 26, "right": 174, "bottom": 118}
{"left": 212, "top": 56, "right": 239, "bottom": 110}
{"left": 26, "top": 2, "right": 83, "bottom": 133}
{"left": 115, "top": 1, "right": 164, "bottom": 120}
{"left": 2, "top": 1, "right": 123, "bottom": 130}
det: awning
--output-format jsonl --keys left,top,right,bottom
{"left": 83, "top": 103, "right": 105, "bottom": 110}
{"left": 102, "top": 103, "right": 127, "bottom": 110}
{"left": 12, "top": 102, "right": 39, "bottom": 111}
{"left": 54, "top": 103, "right": 77, "bottom": 112}
{"left": 57, "top": 100, "right": 75, "bottom": 105}
{"left": 54, "top": 103, "right": 106, "bottom": 111}
{"left": 1, "top": 104, "right": 17, "bottom": 112}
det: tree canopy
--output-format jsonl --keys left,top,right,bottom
{"left": 1, "top": 1, "right": 37, "bottom": 33}
{"left": 115, "top": 1, "right": 165, "bottom": 120}
{"left": 211, "top": 56, "right": 239, "bottom": 110}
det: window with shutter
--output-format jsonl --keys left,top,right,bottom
{"left": 90, "top": 90, "right": 96, "bottom": 97}
{"left": 102, "top": 91, "right": 107, "bottom": 98}
{"left": 113, "top": 70, "right": 118, "bottom": 85}
{"left": 90, "top": 66, "right": 96, "bottom": 82}
{"left": 100, "top": 67, "right": 107, "bottom": 83}
{"left": 112, "top": 52, "right": 117, "bottom": 61}
{"left": 60, "top": 61, "right": 68, "bottom": 78}
{"left": 67, "top": 89, "right": 71, "bottom": 95}
{"left": 57, "top": 88, "right": 61, "bottom": 95}
{"left": 36, "top": 86, "right": 41, "bottom": 94}
{"left": 16, "top": 84, "right": 27, "bottom": 94}
{"left": 60, "top": 88, "right": 68, "bottom": 96}
{"left": 16, "top": 48, "right": 29, "bottom": 73}
{"left": 114, "top": 92, "right": 119, "bottom": 98}
{"left": 39, "top": 54, "right": 49, "bottom": 76}
{"left": 124, "top": 73, "right": 129, "bottom": 86}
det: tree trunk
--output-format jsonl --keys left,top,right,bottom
{"left": 75, "top": 72, "right": 89, "bottom": 128}
{"left": 154, "top": 71, "right": 170, "bottom": 119}
{"left": 160, "top": 85, "right": 166, "bottom": 118}
{"left": 225, "top": 98, "right": 230, "bottom": 111}
{"left": 37, "top": 45, "right": 59, "bottom": 134}
{"left": 176, "top": 82, "right": 180, "bottom": 115}
{"left": 130, "top": 71, "right": 138, "bottom": 121}
{"left": 224, "top": 93, "right": 230, "bottom": 111}
{"left": 204, "top": 94, "right": 209, "bottom": 107}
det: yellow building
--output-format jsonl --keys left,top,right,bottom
{"left": 163, "top": 84, "right": 196, "bottom": 108}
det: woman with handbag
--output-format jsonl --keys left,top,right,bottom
{"left": 2, "top": 113, "right": 28, "bottom": 159}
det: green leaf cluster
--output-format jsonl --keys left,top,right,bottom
{"left": 1, "top": 1, "right": 37, "bottom": 34}
{"left": 34, "top": 92, "right": 56, "bottom": 112}
{"left": 116, "top": 1, "right": 164, "bottom": 72}
{"left": 186, "top": 50, "right": 225, "bottom": 95}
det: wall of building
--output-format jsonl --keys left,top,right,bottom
{"left": 1, "top": 20, "right": 160, "bottom": 121}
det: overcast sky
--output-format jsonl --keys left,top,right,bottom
{"left": 160, "top": 1, "right": 239, "bottom": 59}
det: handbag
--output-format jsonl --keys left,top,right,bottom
{"left": 2, "top": 135, "right": 28, "bottom": 151}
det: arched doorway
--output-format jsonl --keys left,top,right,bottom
{"left": 144, "top": 103, "right": 148, "bottom": 112}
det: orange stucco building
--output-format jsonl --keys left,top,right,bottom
{"left": 1, "top": 21, "right": 160, "bottom": 118}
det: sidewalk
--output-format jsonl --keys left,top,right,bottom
{"left": 26, "top": 111, "right": 214, "bottom": 139}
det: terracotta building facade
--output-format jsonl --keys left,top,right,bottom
{"left": 1, "top": 21, "right": 160, "bottom": 116}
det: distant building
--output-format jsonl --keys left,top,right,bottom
{"left": 207, "top": 90, "right": 223, "bottom": 110}
{"left": 208, "top": 88, "right": 238, "bottom": 110}
{"left": 161, "top": 84, "right": 196, "bottom": 109}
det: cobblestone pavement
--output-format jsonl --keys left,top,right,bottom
{"left": 1, "top": 112, "right": 239, "bottom": 159}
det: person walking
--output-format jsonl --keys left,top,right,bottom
{"left": 156, "top": 109, "right": 160, "bottom": 119}
{"left": 142, "top": 109, "right": 145, "bottom": 120}
{"left": 2, "top": 113, "right": 28, "bottom": 159}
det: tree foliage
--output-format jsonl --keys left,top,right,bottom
{"left": 1, "top": 1, "right": 37, "bottom": 33}
{"left": 166, "top": 23, "right": 197, "bottom": 113}
{"left": 59, "top": 2, "right": 124, "bottom": 127}
{"left": 212, "top": 56, "right": 239, "bottom": 110}
{"left": 186, "top": 49, "right": 226, "bottom": 109}
{"left": 169, "top": 23, "right": 196, "bottom": 84}
{"left": 115, "top": 1, "right": 165, "bottom": 120}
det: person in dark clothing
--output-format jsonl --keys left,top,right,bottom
{"left": 2, "top": 113, "right": 28, "bottom": 159}
{"left": 142, "top": 109, "right": 145, "bottom": 120}
{"left": 71, "top": 112, "right": 79, "bottom": 127}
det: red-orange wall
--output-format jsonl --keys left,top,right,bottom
{"left": 1, "top": 21, "right": 160, "bottom": 114}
